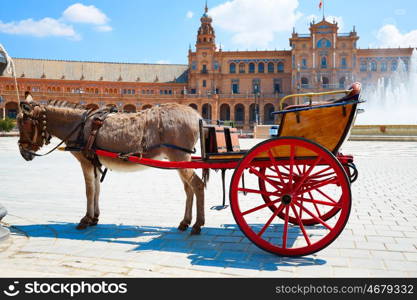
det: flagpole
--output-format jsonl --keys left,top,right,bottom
{"left": 323, "top": 0, "right": 325, "bottom": 20}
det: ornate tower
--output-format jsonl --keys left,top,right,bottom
{"left": 196, "top": 3, "right": 216, "bottom": 51}
{"left": 188, "top": 2, "right": 219, "bottom": 99}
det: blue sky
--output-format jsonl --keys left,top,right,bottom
{"left": 1, "top": 0, "right": 416, "bottom": 64}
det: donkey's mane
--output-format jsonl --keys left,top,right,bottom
{"left": 46, "top": 99, "right": 87, "bottom": 110}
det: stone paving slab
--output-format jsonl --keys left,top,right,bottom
{"left": 0, "top": 137, "right": 416, "bottom": 277}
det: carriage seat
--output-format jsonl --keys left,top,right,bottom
{"left": 199, "top": 121, "right": 244, "bottom": 160}
{"left": 283, "top": 82, "right": 361, "bottom": 111}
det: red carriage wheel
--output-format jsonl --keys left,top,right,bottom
{"left": 258, "top": 167, "right": 342, "bottom": 225}
{"left": 230, "top": 137, "right": 351, "bottom": 256}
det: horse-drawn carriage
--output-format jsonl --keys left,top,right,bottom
{"left": 93, "top": 83, "right": 363, "bottom": 257}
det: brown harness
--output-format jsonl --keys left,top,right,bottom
{"left": 18, "top": 105, "right": 51, "bottom": 152}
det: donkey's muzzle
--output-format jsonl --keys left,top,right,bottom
{"left": 19, "top": 145, "right": 35, "bottom": 161}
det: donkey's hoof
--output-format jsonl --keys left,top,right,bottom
{"left": 178, "top": 222, "right": 189, "bottom": 231}
{"left": 190, "top": 226, "right": 201, "bottom": 235}
{"left": 76, "top": 222, "right": 89, "bottom": 230}
{"left": 76, "top": 216, "right": 94, "bottom": 230}
{"left": 91, "top": 218, "right": 99, "bottom": 226}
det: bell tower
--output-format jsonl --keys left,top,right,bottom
{"left": 188, "top": 2, "right": 220, "bottom": 101}
{"left": 196, "top": 2, "right": 216, "bottom": 51}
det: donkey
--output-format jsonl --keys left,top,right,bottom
{"left": 17, "top": 93, "right": 207, "bottom": 234}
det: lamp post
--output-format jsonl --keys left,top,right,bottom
{"left": 252, "top": 92, "right": 261, "bottom": 125}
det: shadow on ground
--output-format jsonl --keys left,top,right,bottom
{"left": 12, "top": 222, "right": 326, "bottom": 271}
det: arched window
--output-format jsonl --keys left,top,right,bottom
{"left": 322, "top": 77, "right": 330, "bottom": 88}
{"left": 123, "top": 104, "right": 136, "bottom": 113}
{"left": 371, "top": 61, "right": 377, "bottom": 72}
{"left": 258, "top": 62, "right": 265, "bottom": 73}
{"left": 264, "top": 103, "right": 275, "bottom": 125}
{"left": 249, "top": 104, "right": 257, "bottom": 123}
{"left": 249, "top": 63, "right": 255, "bottom": 73}
{"left": 189, "top": 103, "right": 198, "bottom": 110}
{"left": 229, "top": 63, "right": 236, "bottom": 74}
{"left": 202, "top": 103, "right": 212, "bottom": 120}
{"left": 267, "top": 62, "right": 274, "bottom": 73}
{"left": 239, "top": 63, "right": 245, "bottom": 73}
{"left": 277, "top": 62, "right": 284, "bottom": 72}
{"left": 339, "top": 77, "right": 346, "bottom": 88}
{"left": 321, "top": 56, "right": 328, "bottom": 69}
{"left": 301, "top": 58, "right": 307, "bottom": 69}
{"left": 301, "top": 77, "right": 309, "bottom": 87}
{"left": 360, "top": 61, "right": 367, "bottom": 72}
{"left": 341, "top": 57, "right": 347, "bottom": 68}
{"left": 317, "top": 38, "right": 331, "bottom": 48}
{"left": 220, "top": 104, "right": 230, "bottom": 121}
{"left": 381, "top": 61, "right": 387, "bottom": 72}
{"left": 234, "top": 104, "right": 245, "bottom": 125}
{"left": 391, "top": 60, "right": 398, "bottom": 71}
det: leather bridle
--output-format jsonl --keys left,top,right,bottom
{"left": 18, "top": 104, "right": 51, "bottom": 153}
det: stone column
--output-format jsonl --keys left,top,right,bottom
{"left": 244, "top": 103, "right": 250, "bottom": 130}
{"left": 259, "top": 100, "right": 264, "bottom": 125}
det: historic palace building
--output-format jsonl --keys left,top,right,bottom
{"left": 0, "top": 5, "right": 415, "bottom": 129}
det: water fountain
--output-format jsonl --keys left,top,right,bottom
{"left": 356, "top": 48, "right": 417, "bottom": 125}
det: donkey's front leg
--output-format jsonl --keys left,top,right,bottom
{"left": 92, "top": 173, "right": 101, "bottom": 226}
{"left": 76, "top": 161, "right": 97, "bottom": 230}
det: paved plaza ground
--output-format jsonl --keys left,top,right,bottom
{"left": 0, "top": 137, "right": 416, "bottom": 277}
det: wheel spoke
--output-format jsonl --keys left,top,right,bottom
{"left": 308, "top": 171, "right": 337, "bottom": 180}
{"left": 315, "top": 188, "right": 338, "bottom": 204}
{"left": 299, "top": 177, "right": 338, "bottom": 195}
{"left": 295, "top": 164, "right": 303, "bottom": 176}
{"left": 249, "top": 167, "right": 281, "bottom": 189}
{"left": 242, "top": 199, "right": 281, "bottom": 216}
{"left": 282, "top": 205, "right": 290, "bottom": 249}
{"left": 293, "top": 201, "right": 334, "bottom": 230}
{"left": 263, "top": 176, "right": 285, "bottom": 187}
{"left": 267, "top": 150, "right": 285, "bottom": 185}
{"left": 257, "top": 204, "right": 285, "bottom": 237}
{"left": 308, "top": 166, "right": 333, "bottom": 180}
{"left": 296, "top": 196, "right": 341, "bottom": 207}
{"left": 289, "top": 145, "right": 295, "bottom": 189}
{"left": 293, "top": 157, "right": 322, "bottom": 192}
{"left": 290, "top": 204, "right": 311, "bottom": 246}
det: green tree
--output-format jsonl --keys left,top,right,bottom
{"left": 0, "top": 118, "right": 16, "bottom": 132}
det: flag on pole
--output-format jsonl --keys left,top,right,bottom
{"left": 319, "top": 0, "right": 323, "bottom": 9}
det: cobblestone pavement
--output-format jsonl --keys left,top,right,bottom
{"left": 0, "top": 137, "right": 416, "bottom": 277}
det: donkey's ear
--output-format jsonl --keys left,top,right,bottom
{"left": 24, "top": 91, "right": 34, "bottom": 102}
{"left": 20, "top": 102, "right": 33, "bottom": 115}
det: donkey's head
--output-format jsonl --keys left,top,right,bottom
{"left": 17, "top": 92, "right": 51, "bottom": 161}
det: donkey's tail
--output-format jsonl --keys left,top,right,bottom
{"left": 202, "top": 168, "right": 210, "bottom": 188}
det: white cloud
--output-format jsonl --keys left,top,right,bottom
{"left": 0, "top": 3, "right": 112, "bottom": 40}
{"left": 62, "top": 3, "right": 109, "bottom": 25}
{"left": 376, "top": 24, "right": 417, "bottom": 47}
{"left": 186, "top": 11, "right": 194, "bottom": 19}
{"left": 306, "top": 14, "right": 344, "bottom": 31}
{"left": 62, "top": 3, "right": 112, "bottom": 32}
{"left": 0, "top": 17, "right": 79, "bottom": 40}
{"left": 210, "top": 0, "right": 302, "bottom": 48}
{"left": 95, "top": 25, "right": 112, "bottom": 32}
